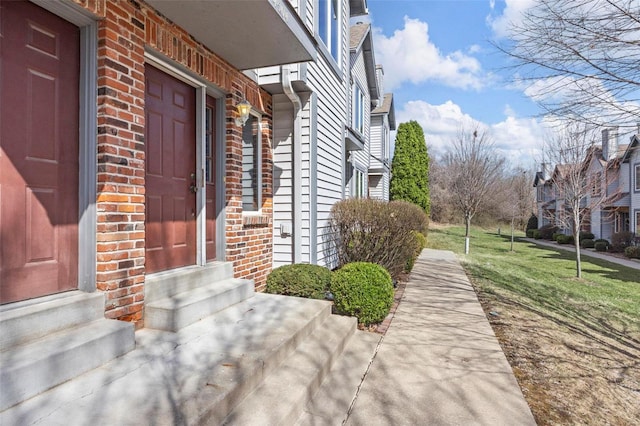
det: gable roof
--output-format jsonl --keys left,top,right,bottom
{"left": 372, "top": 93, "right": 396, "bottom": 130}
{"left": 621, "top": 134, "right": 640, "bottom": 162}
{"left": 349, "top": 23, "right": 379, "bottom": 100}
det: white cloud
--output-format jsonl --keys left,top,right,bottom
{"left": 487, "top": 0, "right": 535, "bottom": 39}
{"left": 372, "top": 17, "right": 486, "bottom": 91}
{"left": 395, "top": 99, "right": 547, "bottom": 167}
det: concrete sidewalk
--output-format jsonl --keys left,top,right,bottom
{"left": 345, "top": 249, "right": 536, "bottom": 426}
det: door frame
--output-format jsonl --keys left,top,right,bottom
{"left": 144, "top": 52, "right": 227, "bottom": 266}
{"left": 30, "top": 0, "right": 98, "bottom": 293}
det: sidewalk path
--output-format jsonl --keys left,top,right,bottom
{"left": 523, "top": 238, "right": 640, "bottom": 270}
{"left": 346, "top": 249, "right": 536, "bottom": 426}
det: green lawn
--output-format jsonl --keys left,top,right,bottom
{"left": 427, "top": 225, "right": 640, "bottom": 343}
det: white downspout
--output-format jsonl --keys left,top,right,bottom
{"left": 282, "top": 65, "right": 303, "bottom": 263}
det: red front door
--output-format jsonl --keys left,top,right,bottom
{"left": 0, "top": 0, "right": 80, "bottom": 304}
{"left": 145, "top": 65, "right": 197, "bottom": 273}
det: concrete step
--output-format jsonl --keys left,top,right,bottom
{"left": 221, "top": 314, "right": 357, "bottom": 426}
{"left": 295, "top": 330, "right": 382, "bottom": 426}
{"left": 145, "top": 277, "right": 254, "bottom": 331}
{"left": 145, "top": 262, "right": 235, "bottom": 302}
{"left": 0, "top": 294, "right": 333, "bottom": 425}
{"left": 0, "top": 318, "right": 134, "bottom": 411}
{"left": 0, "top": 291, "right": 105, "bottom": 349}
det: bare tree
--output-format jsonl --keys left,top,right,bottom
{"left": 444, "top": 123, "right": 505, "bottom": 254}
{"left": 499, "top": 0, "right": 640, "bottom": 129}
{"left": 543, "top": 123, "right": 619, "bottom": 278}
{"left": 501, "top": 168, "right": 536, "bottom": 251}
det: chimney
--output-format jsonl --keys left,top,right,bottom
{"left": 541, "top": 162, "right": 550, "bottom": 180}
{"left": 602, "top": 126, "right": 619, "bottom": 161}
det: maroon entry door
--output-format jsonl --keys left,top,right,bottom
{"left": 145, "top": 65, "right": 197, "bottom": 273}
{"left": 0, "top": 0, "right": 80, "bottom": 304}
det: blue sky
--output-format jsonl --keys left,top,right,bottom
{"left": 360, "top": 0, "right": 545, "bottom": 168}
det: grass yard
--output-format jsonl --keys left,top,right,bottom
{"left": 427, "top": 224, "right": 640, "bottom": 425}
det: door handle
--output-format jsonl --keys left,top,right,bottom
{"left": 189, "top": 184, "right": 198, "bottom": 194}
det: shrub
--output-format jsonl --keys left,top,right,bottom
{"left": 265, "top": 264, "right": 332, "bottom": 300}
{"left": 611, "top": 231, "right": 634, "bottom": 253}
{"left": 526, "top": 229, "right": 535, "bottom": 238}
{"left": 552, "top": 232, "right": 564, "bottom": 242}
{"left": 579, "top": 231, "right": 595, "bottom": 240}
{"left": 328, "top": 198, "right": 429, "bottom": 280}
{"left": 594, "top": 241, "right": 608, "bottom": 252}
{"left": 538, "top": 224, "right": 559, "bottom": 240}
{"left": 624, "top": 246, "right": 640, "bottom": 259}
{"left": 556, "top": 234, "right": 575, "bottom": 245}
{"left": 580, "top": 238, "right": 595, "bottom": 249}
{"left": 330, "top": 262, "right": 394, "bottom": 326}
{"left": 533, "top": 230, "right": 542, "bottom": 239}
{"left": 526, "top": 214, "right": 538, "bottom": 231}
{"left": 594, "top": 238, "right": 610, "bottom": 247}
{"left": 406, "top": 231, "right": 427, "bottom": 272}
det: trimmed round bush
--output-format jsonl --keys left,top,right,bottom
{"left": 526, "top": 229, "right": 535, "bottom": 238}
{"left": 533, "top": 230, "right": 542, "bottom": 239}
{"left": 552, "top": 232, "right": 563, "bottom": 242}
{"left": 330, "top": 262, "right": 394, "bottom": 326}
{"left": 624, "top": 246, "right": 640, "bottom": 259}
{"left": 580, "top": 238, "right": 595, "bottom": 249}
{"left": 538, "top": 224, "right": 559, "bottom": 240}
{"left": 266, "top": 264, "right": 332, "bottom": 300}
{"left": 556, "top": 234, "right": 575, "bottom": 245}
{"left": 594, "top": 239, "right": 610, "bottom": 249}
{"left": 594, "top": 241, "right": 608, "bottom": 252}
{"left": 579, "top": 231, "right": 595, "bottom": 240}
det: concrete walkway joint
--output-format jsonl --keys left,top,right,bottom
{"left": 345, "top": 249, "right": 536, "bottom": 426}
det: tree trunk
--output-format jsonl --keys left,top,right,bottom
{"left": 510, "top": 217, "right": 515, "bottom": 252}
{"left": 465, "top": 215, "right": 471, "bottom": 254}
{"left": 574, "top": 228, "right": 582, "bottom": 279}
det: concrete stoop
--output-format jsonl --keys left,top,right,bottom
{"left": 145, "top": 262, "right": 254, "bottom": 331}
{"left": 0, "top": 291, "right": 135, "bottom": 412}
{"left": 0, "top": 293, "right": 364, "bottom": 426}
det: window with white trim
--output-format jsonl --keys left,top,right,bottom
{"left": 635, "top": 163, "right": 640, "bottom": 192}
{"left": 591, "top": 171, "right": 602, "bottom": 196}
{"left": 241, "top": 115, "right": 261, "bottom": 212}
{"left": 318, "top": 0, "right": 340, "bottom": 63}
{"left": 353, "top": 169, "right": 365, "bottom": 198}
{"left": 353, "top": 84, "right": 365, "bottom": 135}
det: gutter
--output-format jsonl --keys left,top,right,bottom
{"left": 282, "top": 65, "right": 303, "bottom": 263}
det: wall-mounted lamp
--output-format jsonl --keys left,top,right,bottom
{"left": 235, "top": 99, "right": 252, "bottom": 126}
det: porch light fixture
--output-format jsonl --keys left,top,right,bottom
{"left": 235, "top": 99, "right": 252, "bottom": 126}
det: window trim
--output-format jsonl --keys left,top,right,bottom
{"left": 634, "top": 163, "right": 640, "bottom": 192}
{"left": 241, "top": 112, "right": 262, "bottom": 214}
{"left": 352, "top": 83, "right": 365, "bottom": 135}
{"left": 317, "top": 0, "right": 341, "bottom": 70}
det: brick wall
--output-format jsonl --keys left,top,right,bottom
{"left": 73, "top": 0, "right": 273, "bottom": 326}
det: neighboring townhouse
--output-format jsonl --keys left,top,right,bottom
{"left": 533, "top": 128, "right": 640, "bottom": 240}
{"left": 1, "top": 0, "right": 316, "bottom": 410}
{"left": 619, "top": 134, "right": 640, "bottom": 236}
{"left": 534, "top": 163, "right": 554, "bottom": 227}
{"left": 369, "top": 66, "right": 396, "bottom": 200}
{"left": 346, "top": 22, "right": 379, "bottom": 199}
{"left": 260, "top": 0, "right": 370, "bottom": 268}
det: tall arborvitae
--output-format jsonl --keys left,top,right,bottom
{"left": 389, "top": 121, "right": 430, "bottom": 215}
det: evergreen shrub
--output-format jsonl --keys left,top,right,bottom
{"left": 580, "top": 238, "right": 595, "bottom": 249}
{"left": 330, "top": 262, "right": 394, "bottom": 326}
{"left": 594, "top": 241, "right": 608, "bottom": 252}
{"left": 265, "top": 264, "right": 332, "bottom": 300}
{"left": 579, "top": 231, "right": 595, "bottom": 240}
{"left": 526, "top": 214, "right": 538, "bottom": 231}
{"left": 538, "top": 224, "right": 559, "bottom": 240}
{"left": 556, "top": 234, "right": 574, "bottom": 245}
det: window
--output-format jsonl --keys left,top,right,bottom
{"left": 205, "top": 105, "right": 215, "bottom": 183}
{"left": 636, "top": 211, "right": 640, "bottom": 233}
{"left": 635, "top": 164, "right": 640, "bottom": 192}
{"left": 354, "top": 169, "right": 365, "bottom": 198}
{"left": 318, "top": 0, "right": 340, "bottom": 62}
{"left": 353, "top": 84, "right": 365, "bottom": 134}
{"left": 591, "top": 172, "right": 602, "bottom": 196}
{"left": 537, "top": 186, "right": 543, "bottom": 201}
{"left": 241, "top": 115, "right": 261, "bottom": 212}
{"left": 615, "top": 212, "right": 630, "bottom": 233}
